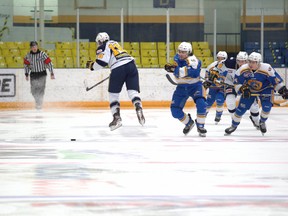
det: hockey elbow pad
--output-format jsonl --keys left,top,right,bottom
{"left": 278, "top": 86, "right": 288, "bottom": 99}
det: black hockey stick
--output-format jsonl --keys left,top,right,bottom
{"left": 165, "top": 74, "right": 178, "bottom": 85}
{"left": 84, "top": 76, "right": 110, "bottom": 91}
{"left": 273, "top": 100, "right": 288, "bottom": 106}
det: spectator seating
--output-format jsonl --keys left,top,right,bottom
{"left": 244, "top": 41, "right": 288, "bottom": 67}
{"left": 0, "top": 41, "right": 214, "bottom": 68}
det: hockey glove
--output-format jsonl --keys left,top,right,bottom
{"left": 239, "top": 84, "right": 251, "bottom": 98}
{"left": 86, "top": 60, "right": 94, "bottom": 71}
{"left": 208, "top": 69, "right": 219, "bottom": 83}
{"left": 164, "top": 63, "right": 176, "bottom": 73}
{"left": 278, "top": 86, "right": 288, "bottom": 99}
{"left": 203, "top": 81, "right": 212, "bottom": 89}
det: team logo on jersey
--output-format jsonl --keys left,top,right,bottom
{"left": 248, "top": 80, "right": 262, "bottom": 90}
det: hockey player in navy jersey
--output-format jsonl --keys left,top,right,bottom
{"left": 164, "top": 42, "right": 207, "bottom": 137}
{"left": 203, "top": 51, "right": 228, "bottom": 124}
{"left": 225, "top": 52, "right": 288, "bottom": 135}
{"left": 86, "top": 32, "right": 145, "bottom": 131}
{"left": 224, "top": 51, "right": 260, "bottom": 129}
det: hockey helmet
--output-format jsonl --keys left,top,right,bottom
{"left": 236, "top": 51, "right": 248, "bottom": 61}
{"left": 95, "top": 32, "right": 110, "bottom": 45}
{"left": 248, "top": 52, "right": 262, "bottom": 63}
{"left": 178, "top": 42, "right": 192, "bottom": 55}
{"left": 216, "top": 51, "right": 228, "bottom": 62}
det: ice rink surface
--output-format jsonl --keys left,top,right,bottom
{"left": 0, "top": 107, "right": 288, "bottom": 216}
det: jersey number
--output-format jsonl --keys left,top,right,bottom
{"left": 108, "top": 43, "right": 129, "bottom": 59}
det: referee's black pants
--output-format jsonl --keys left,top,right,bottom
{"left": 30, "top": 72, "right": 47, "bottom": 108}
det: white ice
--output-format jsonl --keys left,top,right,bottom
{"left": 0, "top": 107, "right": 288, "bottom": 216}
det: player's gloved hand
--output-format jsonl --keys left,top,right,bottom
{"left": 239, "top": 84, "right": 251, "bottom": 98}
{"left": 278, "top": 86, "right": 288, "bottom": 99}
{"left": 86, "top": 60, "right": 94, "bottom": 71}
{"left": 164, "top": 63, "right": 176, "bottom": 73}
{"left": 203, "top": 81, "right": 212, "bottom": 89}
{"left": 208, "top": 69, "right": 219, "bottom": 83}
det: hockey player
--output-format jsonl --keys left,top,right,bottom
{"left": 203, "top": 51, "right": 228, "bottom": 124}
{"left": 86, "top": 32, "right": 145, "bottom": 131}
{"left": 225, "top": 52, "right": 288, "bottom": 135}
{"left": 164, "top": 42, "right": 207, "bottom": 137}
{"left": 225, "top": 51, "right": 260, "bottom": 129}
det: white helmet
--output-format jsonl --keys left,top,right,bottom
{"left": 95, "top": 32, "right": 110, "bottom": 45}
{"left": 216, "top": 51, "right": 228, "bottom": 62}
{"left": 236, "top": 51, "right": 248, "bottom": 61}
{"left": 178, "top": 42, "right": 192, "bottom": 55}
{"left": 248, "top": 52, "right": 262, "bottom": 63}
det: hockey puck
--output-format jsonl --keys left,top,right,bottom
{"left": 71, "top": 139, "right": 76, "bottom": 141}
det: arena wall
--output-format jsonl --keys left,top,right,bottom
{"left": 0, "top": 68, "right": 286, "bottom": 109}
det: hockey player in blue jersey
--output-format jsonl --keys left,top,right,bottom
{"left": 225, "top": 52, "right": 288, "bottom": 135}
{"left": 225, "top": 51, "right": 260, "bottom": 129}
{"left": 203, "top": 51, "right": 228, "bottom": 124}
{"left": 164, "top": 42, "right": 207, "bottom": 137}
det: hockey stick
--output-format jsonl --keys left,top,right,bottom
{"left": 84, "top": 76, "right": 110, "bottom": 91}
{"left": 273, "top": 100, "right": 288, "bottom": 107}
{"left": 250, "top": 93, "right": 282, "bottom": 97}
{"left": 165, "top": 74, "right": 178, "bottom": 85}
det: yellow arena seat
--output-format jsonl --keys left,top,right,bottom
{"left": 130, "top": 42, "right": 140, "bottom": 50}
{"left": 89, "top": 42, "right": 97, "bottom": 50}
{"left": 64, "top": 57, "right": 74, "bottom": 68}
{"left": 124, "top": 42, "right": 132, "bottom": 50}
{"left": 141, "top": 49, "right": 158, "bottom": 57}
{"left": 45, "top": 49, "right": 55, "bottom": 57}
{"left": 198, "top": 42, "right": 209, "bottom": 49}
{"left": 0, "top": 61, "right": 6, "bottom": 68}
{"left": 140, "top": 42, "right": 157, "bottom": 50}
{"left": 141, "top": 57, "right": 159, "bottom": 68}
{"left": 157, "top": 42, "right": 175, "bottom": 51}
{"left": 127, "top": 49, "right": 140, "bottom": 57}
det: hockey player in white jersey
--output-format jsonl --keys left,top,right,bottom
{"left": 225, "top": 51, "right": 260, "bottom": 129}
{"left": 225, "top": 52, "right": 288, "bottom": 135}
{"left": 86, "top": 32, "right": 145, "bottom": 131}
{"left": 203, "top": 51, "right": 228, "bottom": 124}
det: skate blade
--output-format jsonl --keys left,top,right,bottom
{"left": 215, "top": 122, "right": 219, "bottom": 125}
{"left": 199, "top": 133, "right": 206, "bottom": 137}
{"left": 110, "top": 123, "right": 122, "bottom": 131}
{"left": 224, "top": 133, "right": 231, "bottom": 136}
{"left": 138, "top": 118, "right": 145, "bottom": 126}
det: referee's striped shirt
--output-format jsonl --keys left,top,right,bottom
{"left": 24, "top": 50, "right": 53, "bottom": 75}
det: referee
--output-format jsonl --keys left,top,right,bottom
{"left": 24, "top": 41, "right": 55, "bottom": 110}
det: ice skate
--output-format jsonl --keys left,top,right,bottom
{"left": 135, "top": 103, "right": 145, "bottom": 126}
{"left": 195, "top": 120, "right": 207, "bottom": 137}
{"left": 183, "top": 114, "right": 195, "bottom": 135}
{"left": 259, "top": 121, "right": 267, "bottom": 135}
{"left": 224, "top": 125, "right": 237, "bottom": 136}
{"left": 214, "top": 116, "right": 221, "bottom": 125}
{"left": 109, "top": 109, "right": 122, "bottom": 131}
{"left": 249, "top": 116, "right": 259, "bottom": 130}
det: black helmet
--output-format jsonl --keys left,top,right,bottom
{"left": 30, "top": 41, "right": 38, "bottom": 47}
